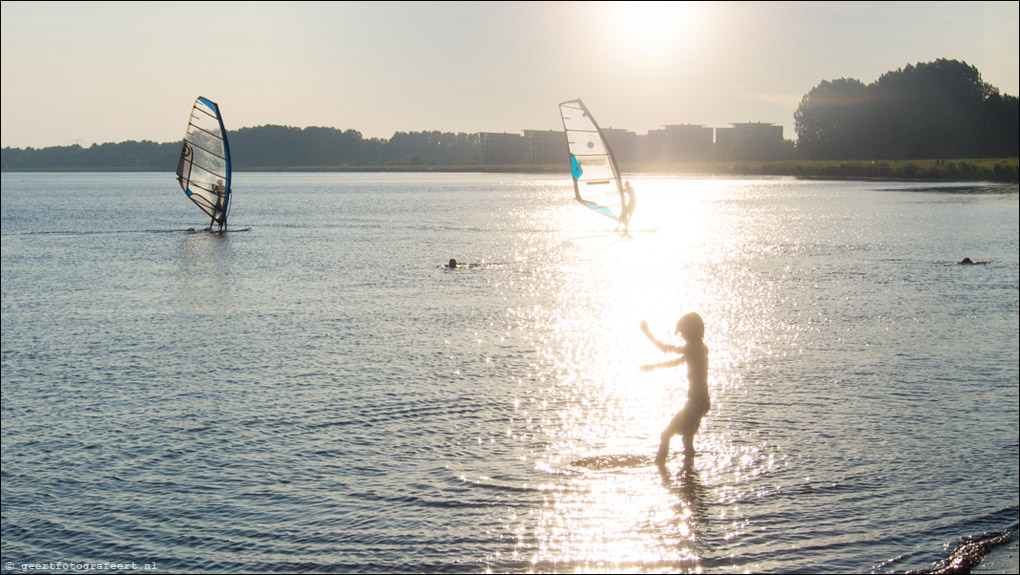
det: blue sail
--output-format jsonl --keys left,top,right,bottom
{"left": 176, "top": 96, "right": 232, "bottom": 229}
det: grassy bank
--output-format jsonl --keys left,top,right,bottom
{"left": 625, "top": 158, "right": 1019, "bottom": 183}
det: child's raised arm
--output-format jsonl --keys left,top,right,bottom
{"left": 641, "top": 321, "right": 684, "bottom": 354}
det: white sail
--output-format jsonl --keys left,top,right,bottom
{"left": 176, "top": 96, "right": 232, "bottom": 229}
{"left": 559, "top": 98, "right": 625, "bottom": 220}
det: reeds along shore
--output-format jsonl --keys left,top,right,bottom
{"left": 625, "top": 158, "right": 1020, "bottom": 183}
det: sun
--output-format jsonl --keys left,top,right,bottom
{"left": 609, "top": 1, "right": 697, "bottom": 57}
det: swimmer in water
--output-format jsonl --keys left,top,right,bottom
{"left": 441, "top": 258, "right": 486, "bottom": 269}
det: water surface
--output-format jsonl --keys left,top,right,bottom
{"left": 2, "top": 172, "right": 1017, "bottom": 573}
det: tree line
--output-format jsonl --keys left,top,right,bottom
{"left": 0, "top": 126, "right": 485, "bottom": 171}
{"left": 2, "top": 59, "right": 1017, "bottom": 171}
{"left": 795, "top": 59, "right": 1018, "bottom": 160}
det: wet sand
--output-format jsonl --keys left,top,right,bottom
{"left": 972, "top": 538, "right": 1019, "bottom": 574}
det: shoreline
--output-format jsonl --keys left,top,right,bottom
{"left": 930, "top": 527, "right": 1019, "bottom": 575}
{"left": 2, "top": 158, "right": 1017, "bottom": 183}
{"left": 973, "top": 540, "right": 1019, "bottom": 574}
{"left": 971, "top": 527, "right": 1019, "bottom": 575}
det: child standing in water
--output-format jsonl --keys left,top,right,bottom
{"left": 640, "top": 313, "right": 710, "bottom": 466}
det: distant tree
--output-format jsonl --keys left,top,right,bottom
{"left": 0, "top": 141, "right": 178, "bottom": 171}
{"left": 870, "top": 59, "right": 988, "bottom": 158}
{"left": 380, "top": 131, "right": 481, "bottom": 165}
{"left": 226, "top": 125, "right": 376, "bottom": 168}
{"left": 796, "top": 59, "right": 1018, "bottom": 160}
{"left": 981, "top": 91, "right": 1020, "bottom": 157}
{"left": 794, "top": 77, "right": 870, "bottom": 160}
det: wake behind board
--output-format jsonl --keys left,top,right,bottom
{"left": 570, "top": 453, "right": 657, "bottom": 470}
{"left": 185, "top": 226, "right": 252, "bottom": 233}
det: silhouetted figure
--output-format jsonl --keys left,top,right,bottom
{"left": 618, "top": 180, "right": 637, "bottom": 234}
{"left": 957, "top": 257, "right": 989, "bottom": 265}
{"left": 442, "top": 258, "right": 487, "bottom": 269}
{"left": 640, "top": 313, "right": 710, "bottom": 466}
{"left": 208, "top": 178, "right": 228, "bottom": 231}
{"left": 441, "top": 258, "right": 489, "bottom": 270}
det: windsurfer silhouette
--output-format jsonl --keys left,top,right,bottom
{"left": 618, "top": 180, "right": 636, "bottom": 234}
{"left": 209, "top": 179, "right": 227, "bottom": 231}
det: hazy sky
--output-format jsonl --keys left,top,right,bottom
{"left": 2, "top": 1, "right": 1018, "bottom": 149}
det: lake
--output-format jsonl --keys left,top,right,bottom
{"left": 2, "top": 172, "right": 1017, "bottom": 573}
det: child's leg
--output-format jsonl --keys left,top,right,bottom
{"left": 656, "top": 413, "right": 682, "bottom": 465}
{"left": 680, "top": 410, "right": 707, "bottom": 458}
{"left": 655, "top": 432, "right": 671, "bottom": 465}
{"left": 681, "top": 433, "right": 695, "bottom": 458}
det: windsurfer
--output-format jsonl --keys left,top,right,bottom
{"left": 640, "top": 313, "right": 711, "bottom": 466}
{"left": 210, "top": 179, "right": 227, "bottom": 230}
{"left": 619, "top": 181, "right": 636, "bottom": 233}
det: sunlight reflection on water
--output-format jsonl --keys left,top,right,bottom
{"left": 492, "top": 177, "right": 803, "bottom": 572}
{"left": 483, "top": 176, "right": 1020, "bottom": 573}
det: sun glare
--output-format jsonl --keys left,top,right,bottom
{"left": 610, "top": 1, "right": 697, "bottom": 58}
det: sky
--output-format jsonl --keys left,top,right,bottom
{"left": 2, "top": 1, "right": 1018, "bottom": 149}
